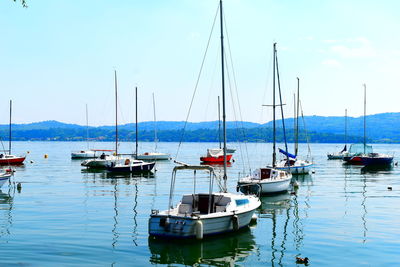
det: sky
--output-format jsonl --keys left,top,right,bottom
{"left": 1, "top": 0, "right": 400, "bottom": 126}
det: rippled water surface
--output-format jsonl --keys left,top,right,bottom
{"left": 0, "top": 142, "right": 399, "bottom": 266}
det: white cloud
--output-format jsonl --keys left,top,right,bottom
{"left": 330, "top": 37, "right": 376, "bottom": 58}
{"left": 322, "top": 59, "right": 341, "bottom": 67}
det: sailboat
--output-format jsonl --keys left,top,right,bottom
{"left": 237, "top": 43, "right": 292, "bottom": 194}
{"left": 344, "top": 84, "right": 393, "bottom": 166}
{"left": 149, "top": 0, "right": 260, "bottom": 239}
{"left": 275, "top": 78, "right": 313, "bottom": 174}
{"left": 106, "top": 86, "right": 156, "bottom": 173}
{"left": 137, "top": 93, "right": 170, "bottom": 161}
{"left": 200, "top": 96, "right": 233, "bottom": 164}
{"left": 0, "top": 100, "right": 26, "bottom": 165}
{"left": 71, "top": 104, "right": 97, "bottom": 159}
{"left": 81, "top": 71, "right": 121, "bottom": 169}
{"left": 327, "top": 109, "right": 348, "bottom": 159}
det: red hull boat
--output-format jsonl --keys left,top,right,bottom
{"left": 0, "top": 155, "right": 26, "bottom": 165}
{"left": 200, "top": 154, "right": 232, "bottom": 163}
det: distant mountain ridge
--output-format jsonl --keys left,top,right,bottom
{"left": 0, "top": 112, "right": 399, "bottom": 143}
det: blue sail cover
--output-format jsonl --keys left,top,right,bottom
{"left": 279, "top": 148, "right": 296, "bottom": 159}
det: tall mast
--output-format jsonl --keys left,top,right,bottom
{"left": 293, "top": 93, "right": 296, "bottom": 155}
{"left": 9, "top": 100, "right": 12, "bottom": 154}
{"left": 152, "top": 92, "right": 158, "bottom": 152}
{"left": 114, "top": 70, "right": 118, "bottom": 155}
{"left": 295, "top": 77, "right": 300, "bottom": 156}
{"left": 86, "top": 104, "right": 89, "bottom": 150}
{"left": 345, "top": 108, "right": 347, "bottom": 148}
{"left": 272, "top": 43, "right": 276, "bottom": 167}
{"left": 135, "top": 87, "right": 138, "bottom": 158}
{"left": 219, "top": 0, "right": 227, "bottom": 186}
{"left": 363, "top": 84, "right": 366, "bottom": 154}
{"left": 218, "top": 96, "right": 221, "bottom": 149}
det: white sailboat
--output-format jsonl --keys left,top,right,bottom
{"left": 81, "top": 71, "right": 123, "bottom": 169}
{"left": 71, "top": 104, "right": 97, "bottom": 159}
{"left": 107, "top": 86, "right": 156, "bottom": 173}
{"left": 276, "top": 77, "right": 313, "bottom": 175}
{"left": 149, "top": 0, "right": 260, "bottom": 239}
{"left": 327, "top": 109, "right": 348, "bottom": 160}
{"left": 238, "top": 43, "right": 292, "bottom": 194}
{"left": 137, "top": 93, "right": 170, "bottom": 161}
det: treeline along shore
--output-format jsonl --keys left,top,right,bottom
{"left": 2, "top": 112, "right": 400, "bottom": 143}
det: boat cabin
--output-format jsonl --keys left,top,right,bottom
{"left": 176, "top": 193, "right": 247, "bottom": 216}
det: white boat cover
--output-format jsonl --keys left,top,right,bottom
{"left": 207, "top": 148, "right": 224, "bottom": 157}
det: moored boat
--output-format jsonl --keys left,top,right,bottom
{"left": 0, "top": 170, "right": 12, "bottom": 188}
{"left": 200, "top": 148, "right": 233, "bottom": 163}
{"left": 107, "top": 158, "right": 155, "bottom": 173}
{"left": 237, "top": 43, "right": 292, "bottom": 195}
{"left": 150, "top": 0, "right": 260, "bottom": 240}
{"left": 0, "top": 100, "right": 26, "bottom": 165}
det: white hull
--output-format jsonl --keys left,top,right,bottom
{"left": 238, "top": 167, "right": 292, "bottom": 194}
{"left": 276, "top": 160, "right": 313, "bottom": 175}
{"left": 71, "top": 150, "right": 97, "bottom": 159}
{"left": 149, "top": 209, "right": 255, "bottom": 239}
{"left": 0, "top": 173, "right": 11, "bottom": 188}
{"left": 149, "top": 190, "right": 260, "bottom": 239}
{"left": 137, "top": 153, "right": 170, "bottom": 160}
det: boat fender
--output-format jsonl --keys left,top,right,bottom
{"left": 232, "top": 215, "right": 239, "bottom": 231}
{"left": 195, "top": 220, "right": 203, "bottom": 240}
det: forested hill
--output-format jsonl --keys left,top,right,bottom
{"left": 0, "top": 112, "right": 399, "bottom": 143}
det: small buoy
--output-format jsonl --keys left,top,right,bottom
{"left": 27, "top": 151, "right": 30, "bottom": 154}
{"left": 30, "top": 160, "right": 34, "bottom": 164}
{"left": 311, "top": 169, "right": 316, "bottom": 174}
{"left": 44, "top": 154, "right": 48, "bottom": 158}
{"left": 17, "top": 182, "right": 22, "bottom": 190}
{"left": 296, "top": 257, "right": 309, "bottom": 264}
{"left": 395, "top": 162, "right": 398, "bottom": 166}
{"left": 195, "top": 220, "right": 203, "bottom": 240}
{"left": 388, "top": 187, "right": 393, "bottom": 190}
{"left": 113, "top": 152, "right": 117, "bottom": 156}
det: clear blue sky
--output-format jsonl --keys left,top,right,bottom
{"left": 1, "top": 0, "right": 400, "bottom": 126}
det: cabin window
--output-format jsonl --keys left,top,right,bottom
{"left": 260, "top": 168, "right": 271, "bottom": 179}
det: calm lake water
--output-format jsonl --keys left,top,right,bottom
{"left": 0, "top": 141, "right": 399, "bottom": 266}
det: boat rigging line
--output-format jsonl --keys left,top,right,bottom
{"left": 174, "top": 5, "right": 220, "bottom": 161}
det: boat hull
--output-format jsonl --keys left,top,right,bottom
{"left": 360, "top": 156, "right": 393, "bottom": 166}
{"left": 343, "top": 155, "right": 363, "bottom": 165}
{"left": 0, "top": 173, "right": 11, "bottom": 187}
{"left": 149, "top": 209, "right": 255, "bottom": 239}
{"left": 327, "top": 153, "right": 344, "bottom": 160}
{"left": 107, "top": 162, "right": 155, "bottom": 173}
{"left": 71, "top": 151, "right": 97, "bottom": 159}
{"left": 200, "top": 154, "right": 232, "bottom": 163}
{"left": 238, "top": 177, "right": 291, "bottom": 194}
{"left": 137, "top": 153, "right": 170, "bottom": 160}
{"left": 276, "top": 163, "right": 313, "bottom": 175}
{"left": 0, "top": 156, "right": 25, "bottom": 165}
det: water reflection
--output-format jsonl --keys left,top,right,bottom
{"left": 148, "top": 228, "right": 257, "bottom": 266}
{"left": 258, "top": 193, "right": 293, "bottom": 267}
{"left": 361, "top": 164, "right": 393, "bottom": 174}
{"left": 0, "top": 190, "right": 14, "bottom": 238}
{"left": 81, "top": 171, "right": 153, "bottom": 250}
